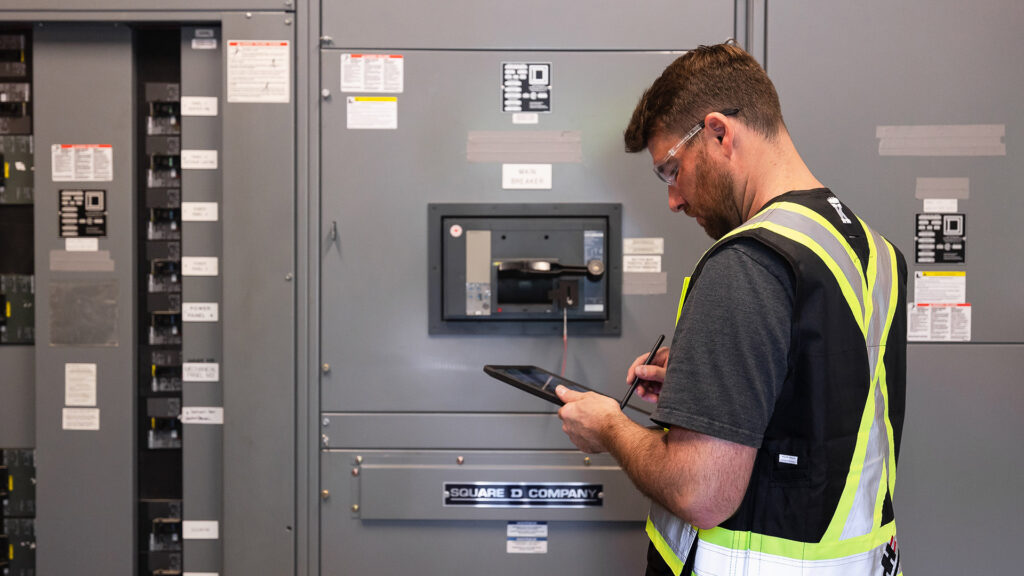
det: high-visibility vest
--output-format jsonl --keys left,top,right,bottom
{"left": 648, "top": 190, "right": 907, "bottom": 576}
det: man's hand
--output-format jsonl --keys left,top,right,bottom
{"left": 555, "top": 386, "right": 629, "bottom": 454}
{"left": 626, "top": 346, "right": 670, "bottom": 402}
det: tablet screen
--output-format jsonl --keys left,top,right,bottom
{"left": 483, "top": 365, "right": 595, "bottom": 406}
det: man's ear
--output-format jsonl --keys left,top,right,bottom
{"left": 705, "top": 113, "right": 734, "bottom": 159}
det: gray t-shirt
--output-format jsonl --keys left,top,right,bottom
{"left": 651, "top": 238, "right": 794, "bottom": 448}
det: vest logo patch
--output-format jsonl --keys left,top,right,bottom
{"left": 881, "top": 536, "right": 901, "bottom": 575}
{"left": 827, "top": 197, "right": 853, "bottom": 224}
{"left": 778, "top": 454, "right": 799, "bottom": 465}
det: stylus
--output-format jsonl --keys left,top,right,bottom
{"left": 620, "top": 334, "right": 665, "bottom": 409}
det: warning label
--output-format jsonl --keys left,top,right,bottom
{"left": 51, "top": 144, "right": 113, "bottom": 182}
{"left": 341, "top": 53, "right": 404, "bottom": 93}
{"left": 226, "top": 40, "right": 290, "bottom": 103}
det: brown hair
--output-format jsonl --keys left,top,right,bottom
{"left": 624, "top": 43, "right": 784, "bottom": 153}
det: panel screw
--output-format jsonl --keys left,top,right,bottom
{"left": 356, "top": 455, "right": 363, "bottom": 464}
{"left": 456, "top": 456, "right": 465, "bottom": 465}
{"left": 321, "top": 89, "right": 331, "bottom": 100}
{"left": 351, "top": 504, "right": 360, "bottom": 512}
{"left": 352, "top": 468, "right": 360, "bottom": 477}
{"left": 322, "top": 363, "right": 331, "bottom": 373}
{"left": 321, "top": 434, "right": 330, "bottom": 447}
{"left": 322, "top": 417, "right": 330, "bottom": 427}
{"left": 285, "top": 18, "right": 293, "bottom": 25}
{"left": 583, "top": 456, "right": 591, "bottom": 466}
{"left": 246, "top": 12, "right": 252, "bottom": 18}
{"left": 321, "top": 489, "right": 330, "bottom": 500}
{"left": 285, "top": 273, "right": 294, "bottom": 281}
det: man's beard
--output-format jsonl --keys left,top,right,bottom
{"left": 693, "top": 148, "right": 742, "bottom": 241}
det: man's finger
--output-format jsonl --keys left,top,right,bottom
{"left": 555, "top": 385, "right": 585, "bottom": 402}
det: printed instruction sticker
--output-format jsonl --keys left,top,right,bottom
{"left": 340, "top": 53, "right": 404, "bottom": 93}
{"left": 908, "top": 303, "right": 971, "bottom": 341}
{"left": 624, "top": 255, "right": 662, "bottom": 273}
{"left": 181, "top": 407, "right": 224, "bottom": 425}
{"left": 346, "top": 96, "right": 397, "bottom": 130}
{"left": 923, "top": 198, "right": 958, "bottom": 213}
{"left": 502, "top": 164, "right": 552, "bottom": 189}
{"left": 914, "top": 271, "right": 966, "bottom": 304}
{"left": 227, "top": 40, "right": 290, "bottom": 103}
{"left": 512, "top": 113, "right": 539, "bottom": 125}
{"left": 182, "top": 302, "right": 219, "bottom": 322}
{"left": 507, "top": 522, "right": 548, "bottom": 554}
{"left": 624, "top": 238, "right": 665, "bottom": 255}
{"left": 182, "top": 520, "right": 220, "bottom": 539}
{"left": 182, "top": 202, "right": 219, "bottom": 222}
{"left": 62, "top": 407, "right": 100, "bottom": 431}
{"left": 51, "top": 144, "right": 113, "bottom": 182}
{"left": 181, "top": 150, "right": 218, "bottom": 170}
{"left": 65, "top": 363, "right": 97, "bottom": 407}
{"left": 65, "top": 238, "right": 99, "bottom": 252}
{"left": 183, "top": 362, "right": 220, "bottom": 382}
{"left": 182, "top": 256, "right": 219, "bottom": 277}
{"left": 181, "top": 96, "right": 219, "bottom": 117}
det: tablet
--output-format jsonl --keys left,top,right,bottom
{"left": 483, "top": 365, "right": 604, "bottom": 406}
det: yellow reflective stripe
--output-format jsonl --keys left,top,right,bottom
{"left": 699, "top": 521, "right": 897, "bottom": 561}
{"left": 747, "top": 221, "right": 865, "bottom": 335}
{"left": 647, "top": 517, "right": 685, "bottom": 576}
{"left": 772, "top": 202, "right": 869, "bottom": 322}
{"left": 675, "top": 277, "right": 691, "bottom": 326}
{"left": 880, "top": 240, "right": 901, "bottom": 497}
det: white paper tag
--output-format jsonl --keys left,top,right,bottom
{"left": 62, "top": 407, "right": 100, "bottom": 431}
{"left": 624, "top": 238, "right": 665, "bottom": 255}
{"left": 182, "top": 520, "right": 220, "bottom": 539}
{"left": 181, "top": 202, "right": 219, "bottom": 222}
{"left": 340, "top": 53, "right": 404, "bottom": 93}
{"left": 182, "top": 257, "right": 219, "bottom": 277}
{"left": 914, "top": 271, "right": 966, "bottom": 304}
{"left": 923, "top": 198, "right": 958, "bottom": 213}
{"left": 181, "top": 407, "right": 224, "bottom": 425}
{"left": 512, "top": 113, "right": 539, "bottom": 125}
{"left": 192, "top": 38, "right": 218, "bottom": 50}
{"left": 181, "top": 96, "right": 219, "bottom": 117}
{"left": 181, "top": 150, "right": 218, "bottom": 170}
{"left": 14, "top": 161, "right": 26, "bottom": 171}
{"left": 624, "top": 254, "right": 662, "bottom": 273}
{"left": 51, "top": 144, "right": 113, "bottom": 182}
{"left": 182, "top": 302, "right": 219, "bottom": 322}
{"left": 507, "top": 522, "right": 548, "bottom": 554}
{"left": 346, "top": 96, "right": 398, "bottom": 129}
{"left": 183, "top": 362, "right": 220, "bottom": 382}
{"left": 65, "top": 238, "right": 99, "bottom": 252}
{"left": 227, "top": 40, "right": 290, "bottom": 103}
{"left": 501, "top": 164, "right": 552, "bottom": 189}
{"left": 65, "top": 363, "right": 97, "bottom": 407}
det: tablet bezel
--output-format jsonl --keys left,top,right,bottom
{"left": 483, "top": 365, "right": 602, "bottom": 406}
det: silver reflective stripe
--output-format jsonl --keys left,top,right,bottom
{"left": 650, "top": 501, "right": 697, "bottom": 567}
{"left": 694, "top": 536, "right": 898, "bottom": 576}
{"left": 841, "top": 227, "right": 896, "bottom": 540}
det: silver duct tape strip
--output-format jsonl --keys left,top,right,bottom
{"left": 623, "top": 272, "right": 667, "bottom": 295}
{"left": 467, "top": 130, "right": 583, "bottom": 163}
{"left": 49, "top": 249, "right": 115, "bottom": 272}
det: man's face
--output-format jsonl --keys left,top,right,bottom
{"left": 648, "top": 131, "right": 741, "bottom": 240}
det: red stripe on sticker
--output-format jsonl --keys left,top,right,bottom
{"left": 390, "top": 55, "right": 403, "bottom": 58}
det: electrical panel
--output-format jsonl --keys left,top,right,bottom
{"left": 1, "top": 450, "right": 36, "bottom": 576}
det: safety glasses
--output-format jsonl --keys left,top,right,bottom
{"left": 653, "top": 108, "right": 740, "bottom": 185}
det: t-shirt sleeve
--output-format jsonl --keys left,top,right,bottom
{"left": 651, "top": 239, "right": 793, "bottom": 448}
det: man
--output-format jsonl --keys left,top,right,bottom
{"left": 555, "top": 43, "right": 907, "bottom": 575}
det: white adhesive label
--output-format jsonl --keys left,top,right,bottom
{"left": 502, "top": 164, "right": 552, "bottom": 189}
{"left": 914, "top": 271, "right": 966, "bottom": 304}
{"left": 51, "top": 144, "right": 113, "bottom": 182}
{"left": 62, "top": 408, "right": 100, "bottom": 431}
{"left": 182, "top": 302, "right": 219, "bottom": 322}
{"left": 181, "top": 202, "right": 219, "bottom": 222}
{"left": 507, "top": 522, "right": 548, "bottom": 554}
{"left": 623, "top": 237, "right": 665, "bottom": 255}
{"left": 512, "top": 113, "right": 539, "bottom": 125}
{"left": 623, "top": 254, "right": 662, "bottom": 273}
{"left": 584, "top": 303, "right": 604, "bottom": 313}
{"left": 183, "top": 362, "right": 220, "bottom": 382}
{"left": 181, "top": 407, "right": 224, "bottom": 425}
{"left": 182, "top": 520, "right": 220, "bottom": 539}
{"left": 923, "top": 198, "right": 958, "bottom": 213}
{"left": 908, "top": 303, "right": 972, "bottom": 341}
{"left": 65, "top": 363, "right": 97, "bottom": 407}
{"left": 182, "top": 257, "right": 219, "bottom": 277}
{"left": 181, "top": 150, "right": 218, "bottom": 170}
{"left": 346, "top": 96, "right": 398, "bottom": 129}
{"left": 227, "top": 40, "right": 290, "bottom": 103}
{"left": 192, "top": 38, "right": 218, "bottom": 50}
{"left": 65, "top": 238, "right": 99, "bottom": 252}
{"left": 181, "top": 96, "right": 219, "bottom": 117}
{"left": 340, "top": 53, "right": 404, "bottom": 93}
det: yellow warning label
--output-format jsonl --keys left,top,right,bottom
{"left": 353, "top": 96, "right": 398, "bottom": 102}
{"left": 5, "top": 301, "right": 10, "bottom": 318}
{"left": 921, "top": 271, "right": 966, "bottom": 277}
{"left": 4, "top": 162, "right": 8, "bottom": 179}
{"left": 7, "top": 475, "right": 12, "bottom": 491}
